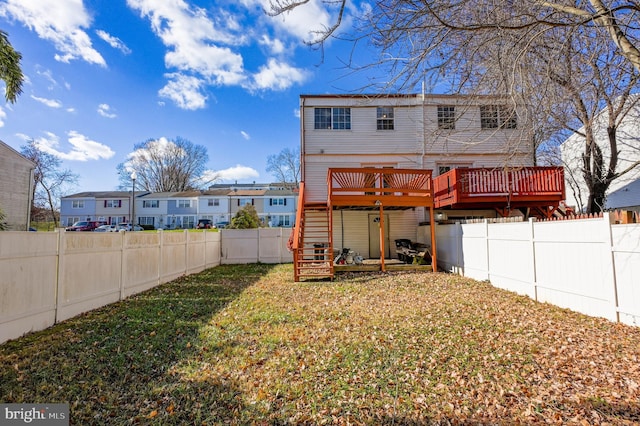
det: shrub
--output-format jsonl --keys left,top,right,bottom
{"left": 228, "top": 205, "right": 261, "bottom": 229}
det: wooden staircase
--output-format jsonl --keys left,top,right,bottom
{"left": 293, "top": 202, "right": 333, "bottom": 281}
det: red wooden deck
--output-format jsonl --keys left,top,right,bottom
{"left": 328, "top": 168, "right": 434, "bottom": 208}
{"left": 433, "top": 167, "right": 566, "bottom": 218}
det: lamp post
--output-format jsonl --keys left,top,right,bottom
{"left": 131, "top": 171, "right": 137, "bottom": 229}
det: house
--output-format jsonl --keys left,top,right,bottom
{"left": 61, "top": 191, "right": 139, "bottom": 227}
{"left": 606, "top": 178, "right": 640, "bottom": 211}
{"left": 293, "top": 93, "right": 565, "bottom": 280}
{"left": 196, "top": 189, "right": 232, "bottom": 227}
{"left": 264, "top": 188, "right": 297, "bottom": 227}
{"left": 561, "top": 97, "right": 640, "bottom": 212}
{"left": 60, "top": 183, "right": 298, "bottom": 230}
{"left": 0, "top": 141, "right": 35, "bottom": 231}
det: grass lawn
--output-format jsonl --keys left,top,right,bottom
{"left": 1, "top": 264, "right": 639, "bottom": 425}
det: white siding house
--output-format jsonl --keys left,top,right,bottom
{"left": 300, "top": 93, "right": 535, "bottom": 260}
{"left": 0, "top": 141, "right": 34, "bottom": 231}
{"left": 561, "top": 100, "right": 640, "bottom": 212}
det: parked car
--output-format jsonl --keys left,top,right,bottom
{"left": 196, "top": 219, "right": 214, "bottom": 229}
{"left": 94, "top": 224, "right": 118, "bottom": 232}
{"left": 215, "top": 221, "right": 229, "bottom": 229}
{"left": 66, "top": 221, "right": 105, "bottom": 231}
{"left": 117, "top": 223, "right": 144, "bottom": 232}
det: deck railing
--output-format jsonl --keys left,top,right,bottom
{"left": 434, "top": 167, "right": 565, "bottom": 207}
{"left": 328, "top": 168, "right": 434, "bottom": 207}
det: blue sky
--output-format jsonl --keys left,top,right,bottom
{"left": 0, "top": 0, "right": 376, "bottom": 193}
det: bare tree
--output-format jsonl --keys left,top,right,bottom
{"left": 269, "top": 0, "right": 640, "bottom": 212}
{"left": 266, "top": 147, "right": 300, "bottom": 187}
{"left": 269, "top": 1, "right": 640, "bottom": 72}
{"left": 117, "top": 137, "right": 218, "bottom": 192}
{"left": 0, "top": 30, "right": 24, "bottom": 103}
{"left": 21, "top": 140, "right": 79, "bottom": 227}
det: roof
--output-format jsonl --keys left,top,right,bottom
{"left": 230, "top": 189, "right": 267, "bottom": 196}
{"left": 62, "top": 191, "right": 137, "bottom": 198}
{"left": 300, "top": 93, "right": 517, "bottom": 101}
{"left": 264, "top": 189, "right": 297, "bottom": 196}
{"left": 606, "top": 178, "right": 640, "bottom": 210}
{"left": 0, "top": 140, "right": 35, "bottom": 168}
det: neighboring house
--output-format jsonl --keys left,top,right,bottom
{"left": 0, "top": 140, "right": 35, "bottom": 231}
{"left": 95, "top": 191, "right": 137, "bottom": 225}
{"left": 61, "top": 192, "right": 136, "bottom": 227}
{"left": 264, "top": 188, "right": 297, "bottom": 227}
{"left": 61, "top": 183, "right": 298, "bottom": 230}
{"left": 229, "top": 189, "right": 266, "bottom": 223}
{"left": 293, "top": 93, "right": 564, "bottom": 280}
{"left": 561, "top": 98, "right": 640, "bottom": 212}
{"left": 606, "top": 178, "right": 640, "bottom": 211}
{"left": 136, "top": 192, "right": 174, "bottom": 229}
{"left": 167, "top": 191, "right": 200, "bottom": 229}
{"left": 195, "top": 189, "right": 231, "bottom": 226}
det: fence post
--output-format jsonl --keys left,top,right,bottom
{"left": 455, "top": 221, "right": 462, "bottom": 274}
{"left": 119, "top": 231, "right": 126, "bottom": 300}
{"left": 529, "top": 217, "right": 538, "bottom": 302}
{"left": 484, "top": 219, "right": 490, "bottom": 280}
{"left": 54, "top": 230, "right": 62, "bottom": 324}
{"left": 603, "top": 212, "right": 620, "bottom": 323}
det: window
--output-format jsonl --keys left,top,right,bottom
{"left": 270, "top": 198, "right": 286, "bottom": 206}
{"left": 177, "top": 200, "right": 191, "bottom": 208}
{"left": 480, "top": 105, "right": 517, "bottom": 129}
{"left": 104, "top": 200, "right": 121, "bottom": 208}
{"left": 238, "top": 198, "right": 253, "bottom": 206}
{"left": 314, "top": 107, "right": 351, "bottom": 130}
{"left": 143, "top": 200, "right": 159, "bottom": 208}
{"left": 72, "top": 200, "right": 84, "bottom": 209}
{"left": 377, "top": 107, "right": 394, "bottom": 130}
{"left": 207, "top": 198, "right": 220, "bottom": 207}
{"left": 270, "top": 215, "right": 291, "bottom": 227}
{"left": 437, "top": 106, "right": 456, "bottom": 129}
{"left": 437, "top": 164, "right": 471, "bottom": 175}
{"left": 139, "top": 217, "right": 154, "bottom": 226}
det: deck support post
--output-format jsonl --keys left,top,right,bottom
{"left": 379, "top": 203, "right": 385, "bottom": 272}
{"left": 429, "top": 204, "right": 437, "bottom": 272}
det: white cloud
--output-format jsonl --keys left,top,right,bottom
{"left": 249, "top": 58, "right": 308, "bottom": 91}
{"left": 240, "top": 131, "right": 250, "bottom": 140}
{"left": 127, "top": 137, "right": 185, "bottom": 164}
{"left": 294, "top": 108, "right": 300, "bottom": 118}
{"left": 216, "top": 165, "right": 259, "bottom": 181}
{"left": 36, "top": 68, "right": 58, "bottom": 89}
{"left": 259, "top": 35, "right": 285, "bottom": 55}
{"left": 34, "top": 131, "right": 115, "bottom": 161}
{"left": 127, "top": 0, "right": 246, "bottom": 88}
{"left": 257, "top": 0, "right": 334, "bottom": 43}
{"left": 198, "top": 170, "right": 221, "bottom": 185}
{"left": 126, "top": 0, "right": 317, "bottom": 108}
{"left": 96, "top": 30, "right": 132, "bottom": 54}
{"left": 0, "top": 106, "right": 6, "bottom": 127}
{"left": 158, "top": 73, "right": 208, "bottom": 110}
{"left": 97, "top": 103, "right": 117, "bottom": 118}
{"left": 31, "top": 95, "right": 62, "bottom": 108}
{"left": 0, "top": 0, "right": 106, "bottom": 66}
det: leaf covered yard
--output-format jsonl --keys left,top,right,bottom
{"left": 1, "top": 264, "right": 639, "bottom": 424}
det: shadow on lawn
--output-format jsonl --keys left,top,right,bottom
{"left": 0, "top": 263, "right": 276, "bottom": 424}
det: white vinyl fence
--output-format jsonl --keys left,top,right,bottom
{"left": 423, "top": 212, "right": 640, "bottom": 327}
{"left": 0, "top": 229, "right": 292, "bottom": 344}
